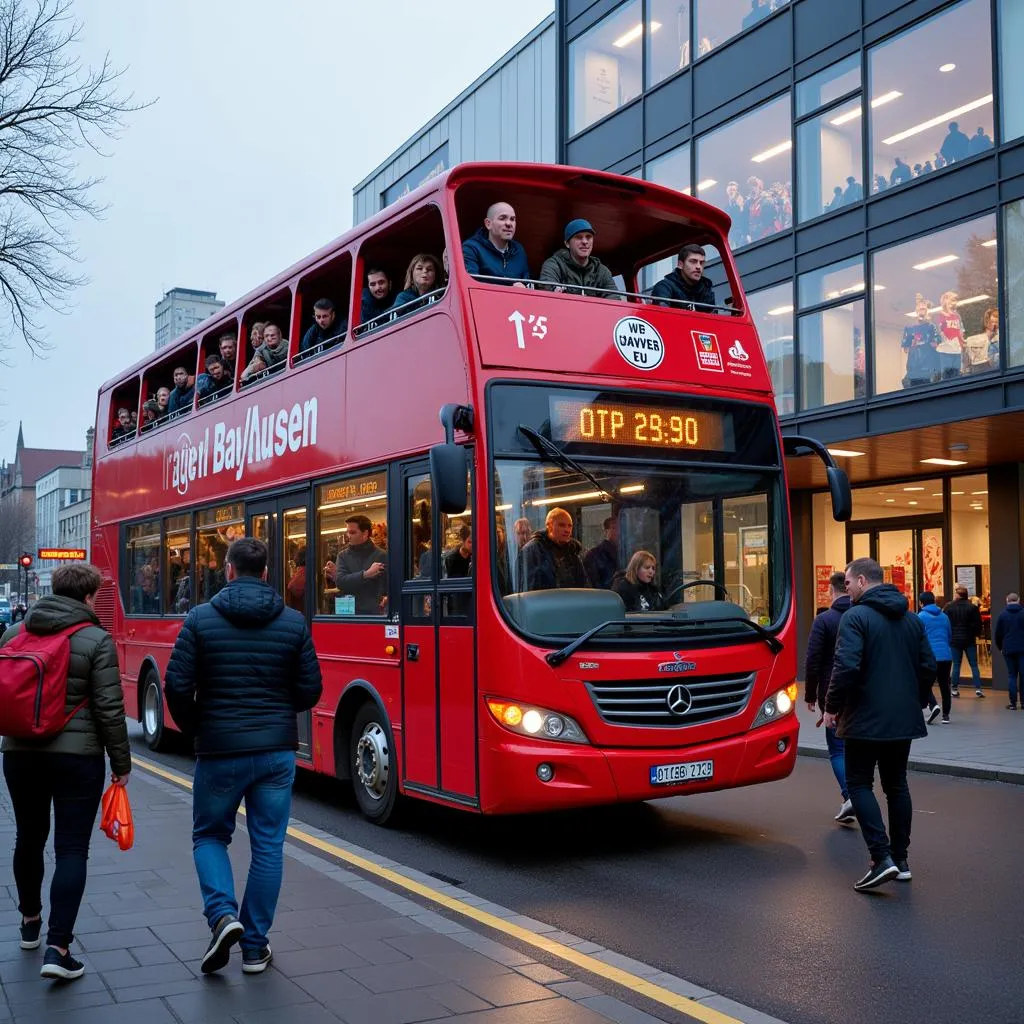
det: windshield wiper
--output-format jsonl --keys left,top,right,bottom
{"left": 517, "top": 424, "right": 612, "bottom": 501}
{"left": 546, "top": 614, "right": 782, "bottom": 666}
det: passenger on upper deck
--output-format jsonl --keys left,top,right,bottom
{"left": 111, "top": 407, "right": 135, "bottom": 443}
{"left": 249, "top": 321, "right": 266, "bottom": 355}
{"left": 155, "top": 387, "right": 171, "bottom": 420}
{"left": 539, "top": 219, "right": 622, "bottom": 299}
{"left": 167, "top": 366, "right": 195, "bottom": 415}
{"left": 360, "top": 268, "right": 394, "bottom": 324}
{"left": 391, "top": 254, "right": 444, "bottom": 316}
{"left": 218, "top": 333, "right": 237, "bottom": 378}
{"left": 141, "top": 399, "right": 160, "bottom": 430}
{"left": 650, "top": 244, "right": 717, "bottom": 312}
{"left": 519, "top": 508, "right": 589, "bottom": 592}
{"left": 300, "top": 298, "right": 346, "bottom": 352}
{"left": 196, "top": 354, "right": 230, "bottom": 400}
{"left": 241, "top": 323, "right": 289, "bottom": 381}
{"left": 462, "top": 202, "right": 530, "bottom": 288}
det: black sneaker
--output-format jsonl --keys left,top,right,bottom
{"left": 1007, "top": 704, "right": 1018, "bottom": 711}
{"left": 40, "top": 947, "right": 85, "bottom": 980}
{"left": 201, "top": 914, "right": 243, "bottom": 975}
{"left": 976, "top": 688, "right": 986, "bottom": 698}
{"left": 895, "top": 859, "right": 912, "bottom": 881}
{"left": 241, "top": 945, "right": 272, "bottom": 974}
{"left": 853, "top": 856, "right": 899, "bottom": 892}
{"left": 19, "top": 918, "right": 42, "bottom": 950}
{"left": 951, "top": 687, "right": 960, "bottom": 698}
{"left": 926, "top": 705, "right": 942, "bottom": 724}
{"left": 941, "top": 716, "right": 950, "bottom": 723}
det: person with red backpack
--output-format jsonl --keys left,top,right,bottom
{"left": 0, "top": 563, "right": 131, "bottom": 982}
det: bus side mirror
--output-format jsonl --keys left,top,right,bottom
{"left": 827, "top": 466, "right": 852, "bottom": 522}
{"left": 430, "top": 444, "right": 468, "bottom": 514}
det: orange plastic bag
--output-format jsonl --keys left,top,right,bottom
{"left": 99, "top": 783, "right": 134, "bottom": 851}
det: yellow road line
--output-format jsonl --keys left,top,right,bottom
{"left": 133, "top": 754, "right": 743, "bottom": 1024}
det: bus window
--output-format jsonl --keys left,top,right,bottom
{"left": 294, "top": 251, "right": 351, "bottom": 365}
{"left": 440, "top": 479, "right": 473, "bottom": 619}
{"left": 125, "top": 521, "right": 161, "bottom": 614}
{"left": 240, "top": 290, "right": 293, "bottom": 387}
{"left": 108, "top": 379, "right": 140, "bottom": 448}
{"left": 198, "top": 321, "right": 238, "bottom": 407}
{"left": 164, "top": 513, "right": 192, "bottom": 614}
{"left": 283, "top": 506, "right": 308, "bottom": 615}
{"left": 141, "top": 342, "right": 200, "bottom": 430}
{"left": 196, "top": 503, "right": 244, "bottom": 604}
{"left": 316, "top": 472, "right": 388, "bottom": 616}
{"left": 639, "top": 243, "right": 736, "bottom": 315}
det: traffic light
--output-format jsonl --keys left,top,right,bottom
{"left": 18, "top": 553, "right": 32, "bottom": 570}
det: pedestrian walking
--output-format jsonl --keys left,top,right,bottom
{"left": 824, "top": 558, "right": 936, "bottom": 892}
{"left": 993, "top": 592, "right": 1024, "bottom": 710}
{"left": 165, "top": 538, "right": 322, "bottom": 975}
{"left": 944, "top": 585, "right": 985, "bottom": 698}
{"left": 918, "top": 591, "right": 951, "bottom": 723}
{"left": 0, "top": 564, "right": 131, "bottom": 981}
{"left": 803, "top": 571, "right": 855, "bottom": 824}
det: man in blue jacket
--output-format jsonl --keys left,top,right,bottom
{"left": 918, "top": 591, "right": 951, "bottom": 722}
{"left": 804, "top": 571, "right": 855, "bottom": 824}
{"left": 165, "top": 538, "right": 322, "bottom": 975}
{"left": 461, "top": 202, "right": 530, "bottom": 286}
{"left": 360, "top": 267, "right": 394, "bottom": 325}
{"left": 994, "top": 592, "right": 1024, "bottom": 709}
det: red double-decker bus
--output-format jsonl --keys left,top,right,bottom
{"left": 91, "top": 163, "right": 849, "bottom": 823}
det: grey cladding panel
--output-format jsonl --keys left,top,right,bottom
{"left": 795, "top": 0, "right": 861, "bottom": 62}
{"left": 565, "top": 102, "right": 642, "bottom": 172}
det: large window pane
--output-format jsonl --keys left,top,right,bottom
{"left": 748, "top": 283, "right": 794, "bottom": 414}
{"left": 796, "top": 55, "right": 860, "bottom": 117}
{"left": 647, "top": 0, "right": 690, "bottom": 87}
{"left": 164, "top": 513, "right": 192, "bottom": 614}
{"left": 126, "top": 521, "right": 160, "bottom": 615}
{"left": 569, "top": 1, "right": 642, "bottom": 136}
{"left": 695, "top": 0, "right": 790, "bottom": 56}
{"left": 1008, "top": 200, "right": 1024, "bottom": 366}
{"left": 871, "top": 215, "right": 998, "bottom": 395}
{"left": 697, "top": 94, "right": 791, "bottom": 249}
{"left": 797, "top": 103, "right": 864, "bottom": 222}
{"left": 196, "top": 503, "right": 243, "bottom": 604}
{"left": 799, "top": 300, "right": 865, "bottom": 410}
{"left": 869, "top": 0, "right": 994, "bottom": 194}
{"left": 1000, "top": 0, "right": 1024, "bottom": 142}
{"left": 646, "top": 143, "right": 691, "bottom": 195}
{"left": 798, "top": 256, "right": 864, "bottom": 308}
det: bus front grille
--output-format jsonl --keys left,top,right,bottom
{"left": 585, "top": 672, "right": 756, "bottom": 727}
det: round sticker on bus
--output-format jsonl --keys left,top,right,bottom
{"left": 613, "top": 317, "right": 664, "bottom": 371}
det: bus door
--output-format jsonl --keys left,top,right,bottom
{"left": 247, "top": 492, "right": 313, "bottom": 761}
{"left": 399, "top": 461, "right": 477, "bottom": 803}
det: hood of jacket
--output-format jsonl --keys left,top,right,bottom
{"left": 921, "top": 603, "right": 945, "bottom": 618}
{"left": 210, "top": 576, "right": 285, "bottom": 627}
{"left": 23, "top": 595, "right": 98, "bottom": 635}
{"left": 856, "top": 583, "right": 909, "bottom": 619}
{"left": 830, "top": 594, "right": 852, "bottom": 613}
{"left": 1003, "top": 603, "right": 1023, "bottom": 616}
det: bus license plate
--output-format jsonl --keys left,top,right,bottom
{"left": 649, "top": 760, "right": 714, "bottom": 786}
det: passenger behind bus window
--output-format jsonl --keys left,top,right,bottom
{"left": 613, "top": 551, "right": 666, "bottom": 612}
{"left": 650, "top": 244, "right": 717, "bottom": 312}
{"left": 249, "top": 321, "right": 266, "bottom": 356}
{"left": 155, "top": 387, "right": 171, "bottom": 420}
{"left": 140, "top": 399, "right": 160, "bottom": 430}
{"left": 111, "top": 407, "right": 135, "bottom": 444}
{"left": 443, "top": 525, "right": 472, "bottom": 579}
{"left": 218, "top": 332, "right": 237, "bottom": 379}
{"left": 196, "top": 354, "right": 230, "bottom": 401}
{"left": 519, "top": 507, "right": 588, "bottom": 592}
{"left": 539, "top": 219, "right": 623, "bottom": 300}
{"left": 361, "top": 267, "right": 394, "bottom": 324}
{"left": 167, "top": 366, "right": 195, "bottom": 415}
{"left": 441, "top": 248, "right": 449, "bottom": 284}
{"left": 583, "top": 516, "right": 620, "bottom": 590}
{"left": 391, "top": 254, "right": 444, "bottom": 318}
{"left": 327, "top": 515, "right": 387, "bottom": 616}
{"left": 300, "top": 298, "right": 346, "bottom": 353}
{"left": 242, "top": 322, "right": 288, "bottom": 381}
{"left": 286, "top": 548, "right": 306, "bottom": 614}
{"left": 462, "top": 202, "right": 530, "bottom": 288}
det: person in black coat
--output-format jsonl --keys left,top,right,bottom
{"left": 803, "top": 571, "right": 854, "bottom": 823}
{"left": 583, "top": 516, "right": 619, "bottom": 590}
{"left": 943, "top": 585, "right": 984, "bottom": 697}
{"left": 164, "top": 538, "right": 322, "bottom": 975}
{"left": 824, "top": 558, "right": 936, "bottom": 891}
{"left": 650, "top": 244, "right": 717, "bottom": 311}
{"left": 519, "top": 508, "right": 588, "bottom": 591}
{"left": 612, "top": 551, "right": 665, "bottom": 612}
{"left": 993, "top": 592, "right": 1024, "bottom": 709}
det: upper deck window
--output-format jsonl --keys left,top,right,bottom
{"left": 108, "top": 378, "right": 140, "bottom": 449}
{"left": 197, "top": 321, "right": 238, "bottom": 407}
{"left": 240, "top": 290, "right": 293, "bottom": 388}
{"left": 294, "top": 250, "right": 351, "bottom": 365}
{"left": 140, "top": 342, "right": 199, "bottom": 433}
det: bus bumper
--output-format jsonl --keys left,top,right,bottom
{"left": 479, "top": 712, "right": 799, "bottom": 815}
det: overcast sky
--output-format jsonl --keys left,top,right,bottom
{"left": 0, "top": 0, "right": 553, "bottom": 455}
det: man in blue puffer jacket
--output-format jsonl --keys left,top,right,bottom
{"left": 994, "top": 592, "right": 1024, "bottom": 709}
{"left": 165, "top": 538, "right": 322, "bottom": 977}
{"left": 461, "top": 202, "right": 531, "bottom": 286}
{"left": 918, "top": 591, "right": 951, "bottom": 723}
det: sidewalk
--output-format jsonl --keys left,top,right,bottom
{"left": 0, "top": 762, "right": 772, "bottom": 1024}
{"left": 797, "top": 686, "right": 1024, "bottom": 783}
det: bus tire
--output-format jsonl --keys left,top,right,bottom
{"left": 141, "top": 673, "right": 168, "bottom": 752}
{"left": 350, "top": 702, "right": 401, "bottom": 825}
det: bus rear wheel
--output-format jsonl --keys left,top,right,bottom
{"left": 350, "top": 703, "right": 400, "bottom": 825}
{"left": 141, "top": 673, "right": 168, "bottom": 752}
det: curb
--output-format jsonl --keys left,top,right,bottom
{"left": 798, "top": 744, "right": 1024, "bottom": 786}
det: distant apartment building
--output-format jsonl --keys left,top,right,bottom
{"left": 154, "top": 287, "right": 226, "bottom": 350}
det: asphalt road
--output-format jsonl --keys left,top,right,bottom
{"left": 135, "top": 728, "right": 1024, "bottom": 1024}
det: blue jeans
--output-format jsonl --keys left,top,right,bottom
{"left": 825, "top": 726, "right": 848, "bottom": 800}
{"left": 950, "top": 645, "right": 981, "bottom": 689}
{"left": 192, "top": 750, "right": 295, "bottom": 953}
{"left": 1005, "top": 653, "right": 1022, "bottom": 705}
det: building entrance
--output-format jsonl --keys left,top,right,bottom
{"left": 846, "top": 515, "right": 945, "bottom": 604}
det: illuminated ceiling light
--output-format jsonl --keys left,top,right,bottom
{"left": 971, "top": 490, "right": 988, "bottom": 495}
{"left": 531, "top": 490, "right": 607, "bottom": 507}
{"left": 751, "top": 139, "right": 792, "bottom": 163}
{"left": 921, "top": 458, "right": 968, "bottom": 466}
{"left": 908, "top": 501, "right": 918, "bottom": 505}
{"left": 766, "top": 304, "right": 795, "bottom": 316}
{"left": 912, "top": 254, "right": 958, "bottom": 271}
{"left": 939, "top": 63, "right": 956, "bottom": 73}
{"left": 496, "top": 504, "right": 513, "bottom": 511}
{"left": 885, "top": 498, "right": 896, "bottom": 503}
{"left": 830, "top": 105, "right": 863, "bottom": 126}
{"left": 613, "top": 21, "right": 660, "bottom": 47}
{"left": 695, "top": 178, "right": 717, "bottom": 191}
{"left": 931, "top": 492, "right": 943, "bottom": 497}
{"left": 982, "top": 239, "right": 997, "bottom": 248}
{"left": 882, "top": 93, "right": 993, "bottom": 146}
{"left": 904, "top": 486, "right": 925, "bottom": 491}
{"left": 950, "top": 491, "right": 964, "bottom": 495}
{"left": 619, "top": 484, "right": 646, "bottom": 494}
{"left": 827, "top": 448, "right": 866, "bottom": 458}
{"left": 870, "top": 90, "right": 903, "bottom": 109}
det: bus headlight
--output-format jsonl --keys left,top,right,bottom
{"left": 751, "top": 683, "right": 799, "bottom": 730}
{"left": 486, "top": 699, "right": 588, "bottom": 744}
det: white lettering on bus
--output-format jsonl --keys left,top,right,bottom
{"left": 166, "top": 398, "right": 318, "bottom": 496}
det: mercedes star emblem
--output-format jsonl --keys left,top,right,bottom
{"left": 666, "top": 684, "right": 693, "bottom": 716}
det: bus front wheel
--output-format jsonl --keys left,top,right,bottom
{"left": 350, "top": 703, "right": 400, "bottom": 825}
{"left": 141, "top": 673, "right": 168, "bottom": 752}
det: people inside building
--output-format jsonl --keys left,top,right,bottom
{"left": 650, "top": 244, "right": 717, "bottom": 311}
{"left": 967, "top": 126, "right": 993, "bottom": 156}
{"left": 900, "top": 293, "right": 941, "bottom": 389}
{"left": 583, "top": 516, "right": 619, "bottom": 590}
{"left": 538, "top": 219, "right": 622, "bottom": 299}
{"left": 519, "top": 507, "right": 588, "bottom": 591}
{"left": 361, "top": 267, "right": 394, "bottom": 324}
{"left": 300, "top": 298, "right": 346, "bottom": 353}
{"left": 612, "top": 551, "right": 666, "bottom": 612}
{"left": 242, "top": 323, "right": 289, "bottom": 381}
{"left": 167, "top": 366, "right": 195, "bottom": 415}
{"left": 196, "top": 354, "right": 231, "bottom": 401}
{"left": 111, "top": 407, "right": 135, "bottom": 444}
{"left": 462, "top": 202, "right": 530, "bottom": 287}
{"left": 329, "top": 515, "right": 387, "bottom": 616}
{"left": 391, "top": 254, "right": 445, "bottom": 317}
{"left": 842, "top": 176, "right": 863, "bottom": 203}
{"left": 935, "top": 291, "right": 964, "bottom": 380}
{"left": 963, "top": 307, "right": 998, "bottom": 373}
{"left": 890, "top": 157, "right": 913, "bottom": 186}
{"left": 218, "top": 332, "right": 237, "bottom": 379}
{"left": 724, "top": 181, "right": 748, "bottom": 248}
{"left": 940, "top": 121, "right": 970, "bottom": 164}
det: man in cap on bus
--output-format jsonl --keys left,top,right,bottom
{"left": 651, "top": 244, "right": 717, "bottom": 312}
{"left": 538, "top": 220, "right": 622, "bottom": 299}
{"left": 462, "top": 202, "right": 531, "bottom": 287}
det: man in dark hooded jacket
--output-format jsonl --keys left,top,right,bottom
{"left": 519, "top": 507, "right": 588, "bottom": 591}
{"left": 994, "top": 592, "right": 1024, "bottom": 709}
{"left": 360, "top": 268, "right": 394, "bottom": 325}
{"left": 824, "top": 557, "right": 935, "bottom": 892}
{"left": 650, "top": 244, "right": 717, "bottom": 311}
{"left": 461, "top": 202, "right": 531, "bottom": 286}
{"left": 165, "top": 538, "right": 322, "bottom": 976}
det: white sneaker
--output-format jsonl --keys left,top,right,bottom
{"left": 926, "top": 705, "right": 942, "bottom": 724}
{"left": 834, "top": 798, "right": 856, "bottom": 824}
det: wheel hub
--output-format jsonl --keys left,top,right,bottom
{"left": 143, "top": 682, "right": 160, "bottom": 735}
{"left": 355, "top": 722, "right": 389, "bottom": 801}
